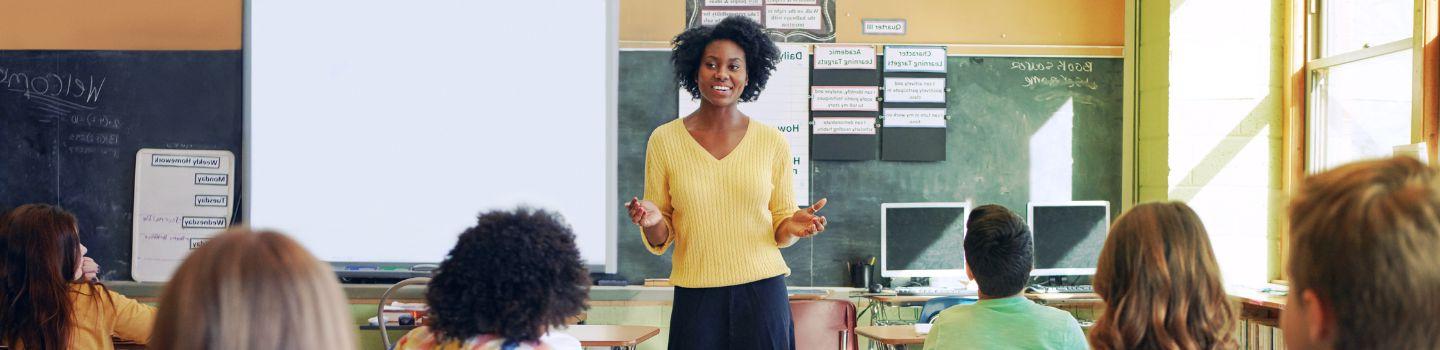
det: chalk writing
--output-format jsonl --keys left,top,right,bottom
{"left": 0, "top": 66, "right": 106, "bottom": 106}
{"left": 140, "top": 215, "right": 183, "bottom": 224}
{"left": 56, "top": 113, "right": 123, "bottom": 130}
{"left": 1022, "top": 75, "right": 1099, "bottom": 90}
{"left": 67, "top": 132, "right": 120, "bottom": 146}
{"left": 67, "top": 145, "right": 120, "bottom": 158}
{"left": 1009, "top": 61, "right": 1094, "bottom": 73}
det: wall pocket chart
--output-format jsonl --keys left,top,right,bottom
{"left": 132, "top": 148, "right": 235, "bottom": 282}
{"left": 811, "top": 44, "right": 880, "bottom": 160}
{"left": 881, "top": 45, "right": 948, "bottom": 161}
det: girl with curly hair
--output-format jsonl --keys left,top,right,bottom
{"left": 624, "top": 15, "right": 831, "bottom": 350}
{"left": 395, "top": 208, "right": 590, "bottom": 350}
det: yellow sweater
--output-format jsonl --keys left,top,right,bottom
{"left": 8, "top": 284, "right": 155, "bottom": 350}
{"left": 642, "top": 118, "right": 800, "bottom": 288}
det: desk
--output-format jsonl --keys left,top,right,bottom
{"left": 1230, "top": 289, "right": 1285, "bottom": 326}
{"left": 856, "top": 292, "right": 1103, "bottom": 326}
{"left": 566, "top": 325, "right": 661, "bottom": 350}
{"left": 855, "top": 325, "right": 925, "bottom": 350}
{"left": 858, "top": 295, "right": 939, "bottom": 325}
{"left": 360, "top": 324, "right": 659, "bottom": 350}
{"left": 1229, "top": 289, "right": 1287, "bottom": 350}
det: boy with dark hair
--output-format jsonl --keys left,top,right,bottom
{"left": 923, "top": 204, "right": 1086, "bottom": 350}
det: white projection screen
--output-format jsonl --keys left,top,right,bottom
{"left": 246, "top": 0, "right": 617, "bottom": 274}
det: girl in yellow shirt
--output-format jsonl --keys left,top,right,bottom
{"left": 0, "top": 204, "right": 155, "bottom": 350}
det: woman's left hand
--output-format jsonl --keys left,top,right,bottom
{"left": 790, "top": 198, "right": 828, "bottom": 238}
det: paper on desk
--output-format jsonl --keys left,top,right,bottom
{"left": 914, "top": 323, "right": 933, "bottom": 335}
{"left": 385, "top": 301, "right": 427, "bottom": 311}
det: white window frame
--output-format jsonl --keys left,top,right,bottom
{"left": 1305, "top": 0, "right": 1424, "bottom": 173}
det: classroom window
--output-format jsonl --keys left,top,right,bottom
{"left": 1306, "top": 0, "right": 1416, "bottom": 173}
{"left": 1319, "top": 0, "right": 1413, "bottom": 57}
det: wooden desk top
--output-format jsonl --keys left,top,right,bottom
{"left": 866, "top": 294, "right": 942, "bottom": 305}
{"left": 1229, "top": 289, "right": 1287, "bottom": 311}
{"left": 565, "top": 325, "right": 661, "bottom": 347}
{"left": 855, "top": 325, "right": 927, "bottom": 345}
{"left": 863, "top": 293, "right": 1102, "bottom": 307}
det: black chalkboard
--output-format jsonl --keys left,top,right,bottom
{"left": 0, "top": 51, "right": 243, "bottom": 281}
{"left": 620, "top": 52, "right": 1122, "bottom": 287}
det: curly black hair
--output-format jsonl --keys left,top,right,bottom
{"left": 425, "top": 208, "right": 590, "bottom": 343}
{"left": 672, "top": 15, "right": 780, "bottom": 103}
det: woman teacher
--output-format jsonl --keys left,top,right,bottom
{"left": 625, "top": 16, "right": 828, "bottom": 350}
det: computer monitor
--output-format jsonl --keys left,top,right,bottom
{"left": 1028, "top": 201, "right": 1111, "bottom": 276}
{"left": 880, "top": 202, "right": 969, "bottom": 279}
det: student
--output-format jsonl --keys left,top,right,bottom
{"left": 0, "top": 203, "right": 155, "bottom": 350}
{"left": 395, "top": 208, "right": 590, "bottom": 350}
{"left": 924, "top": 204, "right": 1087, "bottom": 350}
{"left": 1282, "top": 156, "right": 1440, "bottom": 349}
{"left": 1088, "top": 201, "right": 1235, "bottom": 349}
{"left": 149, "top": 228, "right": 356, "bottom": 350}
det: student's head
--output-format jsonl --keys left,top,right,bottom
{"left": 671, "top": 15, "right": 780, "bottom": 107}
{"left": 963, "top": 204, "right": 1033, "bottom": 297}
{"left": 150, "top": 228, "right": 356, "bottom": 350}
{"left": 1283, "top": 156, "right": 1440, "bottom": 350}
{"left": 1089, "top": 201, "right": 1234, "bottom": 350}
{"left": 425, "top": 207, "right": 590, "bottom": 343}
{"left": 0, "top": 204, "right": 90, "bottom": 350}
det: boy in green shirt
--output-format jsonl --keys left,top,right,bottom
{"left": 923, "top": 205, "right": 1087, "bottom": 350}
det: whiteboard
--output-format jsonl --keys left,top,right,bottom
{"left": 132, "top": 149, "right": 236, "bottom": 282}
{"left": 246, "top": 0, "right": 616, "bottom": 272}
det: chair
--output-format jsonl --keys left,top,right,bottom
{"left": 379, "top": 277, "right": 431, "bottom": 350}
{"left": 918, "top": 296, "right": 977, "bottom": 324}
{"left": 790, "top": 299, "right": 858, "bottom": 350}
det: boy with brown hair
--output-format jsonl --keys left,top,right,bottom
{"left": 1283, "top": 156, "right": 1440, "bottom": 349}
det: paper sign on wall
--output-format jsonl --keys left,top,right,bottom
{"left": 706, "top": 0, "right": 762, "bottom": 6}
{"left": 701, "top": 10, "right": 764, "bottom": 25}
{"left": 814, "top": 45, "right": 877, "bottom": 70}
{"left": 814, "top": 117, "right": 877, "bottom": 135}
{"left": 884, "top": 46, "right": 947, "bottom": 73}
{"left": 811, "top": 86, "right": 880, "bottom": 111}
{"left": 883, "top": 108, "right": 946, "bottom": 128}
{"left": 883, "top": 78, "right": 946, "bottom": 103}
{"left": 132, "top": 148, "right": 235, "bottom": 282}
{"left": 765, "top": 5, "right": 823, "bottom": 30}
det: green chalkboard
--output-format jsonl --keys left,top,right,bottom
{"left": 616, "top": 51, "right": 1122, "bottom": 286}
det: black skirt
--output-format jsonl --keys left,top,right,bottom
{"left": 668, "top": 274, "right": 795, "bottom": 350}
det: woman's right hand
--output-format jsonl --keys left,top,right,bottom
{"left": 626, "top": 197, "right": 663, "bottom": 228}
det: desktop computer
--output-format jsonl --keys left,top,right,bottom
{"left": 1027, "top": 201, "right": 1110, "bottom": 293}
{"left": 880, "top": 202, "right": 971, "bottom": 295}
